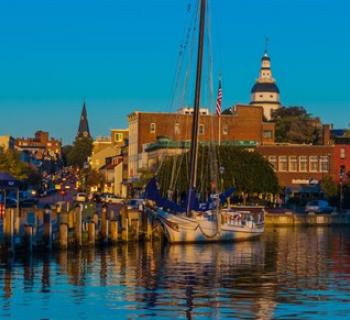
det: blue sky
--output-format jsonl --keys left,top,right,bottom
{"left": 0, "top": 0, "right": 350, "bottom": 144}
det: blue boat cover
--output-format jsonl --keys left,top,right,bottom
{"left": 145, "top": 178, "right": 235, "bottom": 213}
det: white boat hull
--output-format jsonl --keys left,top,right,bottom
{"left": 156, "top": 210, "right": 264, "bottom": 244}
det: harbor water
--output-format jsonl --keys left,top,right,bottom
{"left": 1, "top": 227, "right": 350, "bottom": 319}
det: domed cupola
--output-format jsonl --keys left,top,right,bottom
{"left": 251, "top": 82, "right": 280, "bottom": 94}
{"left": 250, "top": 50, "right": 281, "bottom": 120}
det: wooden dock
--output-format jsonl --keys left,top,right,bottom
{"left": 265, "top": 211, "right": 350, "bottom": 226}
{"left": 0, "top": 204, "right": 163, "bottom": 255}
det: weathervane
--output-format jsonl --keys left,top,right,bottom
{"left": 265, "top": 37, "right": 269, "bottom": 54}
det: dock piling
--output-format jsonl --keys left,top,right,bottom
{"left": 59, "top": 223, "right": 68, "bottom": 250}
{"left": 88, "top": 221, "right": 96, "bottom": 246}
{"left": 3, "top": 209, "right": 15, "bottom": 254}
{"left": 75, "top": 205, "right": 82, "bottom": 247}
{"left": 43, "top": 209, "right": 52, "bottom": 250}
{"left": 110, "top": 220, "right": 119, "bottom": 244}
{"left": 23, "top": 224, "right": 33, "bottom": 253}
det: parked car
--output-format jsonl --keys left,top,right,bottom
{"left": 7, "top": 191, "right": 38, "bottom": 208}
{"left": 127, "top": 199, "right": 144, "bottom": 211}
{"left": 92, "top": 193, "right": 102, "bottom": 203}
{"left": 20, "top": 198, "right": 39, "bottom": 208}
{"left": 305, "top": 200, "right": 333, "bottom": 214}
{"left": 0, "top": 195, "right": 17, "bottom": 208}
{"left": 75, "top": 192, "right": 87, "bottom": 202}
{"left": 46, "top": 189, "right": 57, "bottom": 196}
{"left": 39, "top": 188, "right": 57, "bottom": 197}
{"left": 101, "top": 194, "right": 125, "bottom": 204}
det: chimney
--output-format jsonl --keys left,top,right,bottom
{"left": 322, "top": 124, "right": 331, "bottom": 145}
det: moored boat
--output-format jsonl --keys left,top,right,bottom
{"left": 144, "top": 0, "right": 265, "bottom": 244}
{"left": 156, "top": 208, "right": 264, "bottom": 243}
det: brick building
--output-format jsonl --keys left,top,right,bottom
{"left": 93, "top": 129, "right": 128, "bottom": 154}
{"left": 128, "top": 105, "right": 274, "bottom": 178}
{"left": 257, "top": 144, "right": 335, "bottom": 188}
{"left": 91, "top": 129, "right": 128, "bottom": 170}
{"left": 16, "top": 130, "right": 62, "bottom": 159}
{"left": 331, "top": 136, "right": 350, "bottom": 184}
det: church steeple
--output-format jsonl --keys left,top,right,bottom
{"left": 77, "top": 101, "right": 91, "bottom": 139}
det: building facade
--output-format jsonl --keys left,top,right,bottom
{"left": 250, "top": 51, "right": 281, "bottom": 120}
{"left": 331, "top": 136, "right": 350, "bottom": 184}
{"left": 257, "top": 144, "right": 335, "bottom": 188}
{"left": 128, "top": 105, "right": 275, "bottom": 178}
{"left": 93, "top": 129, "right": 128, "bottom": 154}
{"left": 0, "top": 135, "right": 15, "bottom": 151}
{"left": 16, "top": 130, "right": 62, "bottom": 159}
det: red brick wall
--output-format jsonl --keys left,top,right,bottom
{"left": 257, "top": 145, "right": 335, "bottom": 187}
{"left": 133, "top": 105, "right": 274, "bottom": 153}
{"left": 333, "top": 144, "right": 350, "bottom": 183}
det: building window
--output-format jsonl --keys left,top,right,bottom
{"left": 223, "top": 125, "right": 228, "bottom": 135}
{"left": 299, "top": 156, "right": 308, "bottom": 172}
{"left": 115, "top": 133, "right": 123, "bottom": 142}
{"left": 259, "top": 94, "right": 263, "bottom": 98}
{"left": 289, "top": 156, "right": 298, "bottom": 172}
{"left": 268, "top": 156, "right": 277, "bottom": 171}
{"left": 150, "top": 123, "right": 156, "bottom": 134}
{"left": 309, "top": 156, "right": 318, "bottom": 172}
{"left": 199, "top": 124, "right": 204, "bottom": 135}
{"left": 263, "top": 130, "right": 273, "bottom": 139}
{"left": 340, "top": 148, "right": 346, "bottom": 159}
{"left": 319, "top": 156, "right": 329, "bottom": 173}
{"left": 278, "top": 156, "right": 288, "bottom": 172}
{"left": 340, "top": 165, "right": 346, "bottom": 177}
{"left": 175, "top": 122, "right": 180, "bottom": 135}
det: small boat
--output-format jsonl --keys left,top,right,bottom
{"left": 145, "top": 0, "right": 265, "bottom": 244}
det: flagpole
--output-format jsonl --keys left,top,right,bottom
{"left": 218, "top": 114, "right": 221, "bottom": 146}
{"left": 216, "top": 79, "right": 222, "bottom": 146}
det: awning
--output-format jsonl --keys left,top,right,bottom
{"left": 0, "top": 172, "right": 20, "bottom": 189}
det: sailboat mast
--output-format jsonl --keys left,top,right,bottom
{"left": 187, "top": 0, "right": 206, "bottom": 216}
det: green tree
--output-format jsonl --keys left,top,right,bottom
{"left": 133, "top": 167, "right": 157, "bottom": 189}
{"left": 271, "top": 106, "right": 321, "bottom": 144}
{"left": 61, "top": 145, "right": 73, "bottom": 166}
{"left": 0, "top": 149, "right": 32, "bottom": 180}
{"left": 320, "top": 176, "right": 338, "bottom": 199}
{"left": 67, "top": 137, "right": 93, "bottom": 168}
{"left": 86, "top": 169, "right": 105, "bottom": 191}
{"left": 157, "top": 145, "right": 279, "bottom": 202}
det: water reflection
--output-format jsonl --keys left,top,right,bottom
{"left": 0, "top": 228, "right": 350, "bottom": 319}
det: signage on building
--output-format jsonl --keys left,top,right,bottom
{"left": 292, "top": 179, "right": 319, "bottom": 185}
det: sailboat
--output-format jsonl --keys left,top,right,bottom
{"left": 145, "top": 0, "right": 265, "bottom": 243}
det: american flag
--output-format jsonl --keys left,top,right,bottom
{"left": 216, "top": 80, "right": 222, "bottom": 116}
